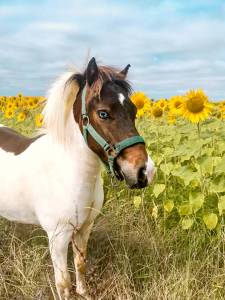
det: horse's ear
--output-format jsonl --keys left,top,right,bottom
{"left": 86, "top": 57, "right": 99, "bottom": 86}
{"left": 120, "top": 64, "right": 131, "bottom": 77}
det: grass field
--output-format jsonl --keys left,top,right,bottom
{"left": 1, "top": 93, "right": 225, "bottom": 299}
{"left": 1, "top": 199, "right": 225, "bottom": 300}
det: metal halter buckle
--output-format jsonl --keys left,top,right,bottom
{"left": 106, "top": 145, "right": 117, "bottom": 158}
{"left": 82, "top": 114, "right": 89, "bottom": 126}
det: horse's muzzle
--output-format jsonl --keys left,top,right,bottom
{"left": 117, "top": 155, "right": 155, "bottom": 189}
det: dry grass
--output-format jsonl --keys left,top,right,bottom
{"left": 1, "top": 185, "right": 225, "bottom": 299}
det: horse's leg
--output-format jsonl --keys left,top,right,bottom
{"left": 72, "top": 222, "right": 94, "bottom": 300}
{"left": 47, "top": 229, "right": 72, "bottom": 300}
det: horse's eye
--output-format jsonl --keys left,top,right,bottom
{"left": 98, "top": 111, "right": 109, "bottom": 119}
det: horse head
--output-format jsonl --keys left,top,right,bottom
{"left": 72, "top": 57, "right": 155, "bottom": 188}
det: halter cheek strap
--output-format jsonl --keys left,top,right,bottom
{"left": 81, "top": 86, "right": 145, "bottom": 176}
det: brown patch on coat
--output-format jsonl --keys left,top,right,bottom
{"left": 0, "top": 126, "right": 43, "bottom": 155}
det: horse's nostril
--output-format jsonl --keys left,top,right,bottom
{"left": 137, "top": 166, "right": 148, "bottom": 187}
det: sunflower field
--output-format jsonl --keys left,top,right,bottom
{"left": 1, "top": 90, "right": 225, "bottom": 232}
{"left": 0, "top": 94, "right": 45, "bottom": 135}
{"left": 130, "top": 89, "right": 225, "bottom": 232}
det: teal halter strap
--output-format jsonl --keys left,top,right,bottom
{"left": 81, "top": 86, "right": 145, "bottom": 175}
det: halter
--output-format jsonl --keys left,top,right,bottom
{"left": 81, "top": 86, "right": 145, "bottom": 176}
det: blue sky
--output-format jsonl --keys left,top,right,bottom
{"left": 0, "top": 0, "right": 225, "bottom": 100}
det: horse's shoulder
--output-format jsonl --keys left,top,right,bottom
{"left": 0, "top": 126, "right": 43, "bottom": 155}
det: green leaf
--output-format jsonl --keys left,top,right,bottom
{"left": 133, "top": 196, "right": 141, "bottom": 209}
{"left": 217, "top": 142, "right": 225, "bottom": 154}
{"left": 181, "top": 217, "right": 194, "bottom": 230}
{"left": 180, "top": 155, "right": 191, "bottom": 163}
{"left": 215, "top": 156, "right": 225, "bottom": 174}
{"left": 153, "top": 184, "right": 166, "bottom": 198}
{"left": 202, "top": 147, "right": 214, "bottom": 157}
{"left": 198, "top": 156, "right": 213, "bottom": 175}
{"left": 213, "top": 156, "right": 222, "bottom": 167}
{"left": 218, "top": 196, "right": 225, "bottom": 216}
{"left": 172, "top": 166, "right": 199, "bottom": 186}
{"left": 160, "top": 162, "right": 173, "bottom": 176}
{"left": 178, "top": 204, "right": 192, "bottom": 216}
{"left": 203, "top": 213, "right": 218, "bottom": 230}
{"left": 211, "top": 176, "right": 225, "bottom": 193}
{"left": 189, "top": 192, "right": 204, "bottom": 213}
{"left": 153, "top": 155, "right": 164, "bottom": 166}
{"left": 172, "top": 144, "right": 190, "bottom": 157}
{"left": 163, "top": 200, "right": 174, "bottom": 213}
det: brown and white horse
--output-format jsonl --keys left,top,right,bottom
{"left": 0, "top": 58, "right": 154, "bottom": 299}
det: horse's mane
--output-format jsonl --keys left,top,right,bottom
{"left": 42, "top": 70, "right": 80, "bottom": 146}
{"left": 42, "top": 65, "right": 132, "bottom": 146}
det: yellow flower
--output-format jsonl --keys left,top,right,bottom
{"left": 17, "top": 93, "right": 23, "bottom": 99}
{"left": 35, "top": 113, "right": 44, "bottom": 127}
{"left": 168, "top": 96, "right": 184, "bottom": 114}
{"left": 152, "top": 104, "right": 163, "bottom": 118}
{"left": 33, "top": 97, "right": 39, "bottom": 107}
{"left": 6, "top": 101, "right": 15, "bottom": 110}
{"left": 17, "top": 111, "right": 26, "bottom": 122}
{"left": 4, "top": 108, "right": 15, "bottom": 119}
{"left": 179, "top": 89, "right": 212, "bottom": 123}
{"left": 28, "top": 98, "right": 36, "bottom": 109}
{"left": 131, "top": 92, "right": 148, "bottom": 110}
{"left": 156, "top": 98, "right": 167, "bottom": 110}
{"left": 219, "top": 101, "right": 225, "bottom": 112}
{"left": 136, "top": 100, "right": 152, "bottom": 118}
{"left": 21, "top": 96, "right": 30, "bottom": 108}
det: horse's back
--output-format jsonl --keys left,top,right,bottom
{"left": 0, "top": 125, "right": 42, "bottom": 155}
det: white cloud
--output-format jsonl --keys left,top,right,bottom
{"left": 0, "top": 0, "right": 225, "bottom": 100}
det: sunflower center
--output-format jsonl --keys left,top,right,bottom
{"left": 135, "top": 99, "right": 145, "bottom": 109}
{"left": 186, "top": 98, "right": 205, "bottom": 113}
{"left": 175, "top": 101, "right": 182, "bottom": 109}
{"left": 153, "top": 106, "right": 163, "bottom": 117}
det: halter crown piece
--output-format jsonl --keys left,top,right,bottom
{"left": 81, "top": 85, "right": 145, "bottom": 176}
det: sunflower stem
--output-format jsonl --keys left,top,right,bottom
{"left": 197, "top": 122, "right": 201, "bottom": 138}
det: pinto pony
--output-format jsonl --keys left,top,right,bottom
{"left": 0, "top": 58, "right": 154, "bottom": 300}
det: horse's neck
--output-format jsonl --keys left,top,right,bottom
{"left": 46, "top": 119, "right": 101, "bottom": 177}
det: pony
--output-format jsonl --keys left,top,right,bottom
{"left": 0, "top": 58, "right": 155, "bottom": 300}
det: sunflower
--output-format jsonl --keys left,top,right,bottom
{"left": 179, "top": 89, "right": 212, "bottom": 123}
{"left": 168, "top": 96, "right": 184, "bottom": 114}
{"left": 22, "top": 97, "right": 29, "bottom": 109}
{"left": 4, "top": 108, "right": 15, "bottom": 119}
{"left": 35, "top": 113, "right": 44, "bottom": 127}
{"left": 137, "top": 101, "right": 152, "bottom": 118}
{"left": 6, "top": 101, "right": 15, "bottom": 110}
{"left": 152, "top": 104, "right": 163, "bottom": 119}
{"left": 17, "top": 93, "right": 23, "bottom": 99}
{"left": 33, "top": 97, "right": 39, "bottom": 107}
{"left": 218, "top": 101, "right": 225, "bottom": 110}
{"left": 156, "top": 98, "right": 167, "bottom": 110}
{"left": 131, "top": 92, "right": 148, "bottom": 110}
{"left": 28, "top": 98, "right": 36, "bottom": 110}
{"left": 17, "top": 111, "right": 26, "bottom": 122}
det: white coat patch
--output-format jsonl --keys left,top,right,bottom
{"left": 118, "top": 93, "right": 125, "bottom": 105}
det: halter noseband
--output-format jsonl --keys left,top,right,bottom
{"left": 81, "top": 86, "right": 145, "bottom": 176}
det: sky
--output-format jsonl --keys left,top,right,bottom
{"left": 0, "top": 0, "right": 225, "bottom": 100}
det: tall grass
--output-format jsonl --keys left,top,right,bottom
{"left": 1, "top": 183, "right": 225, "bottom": 299}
